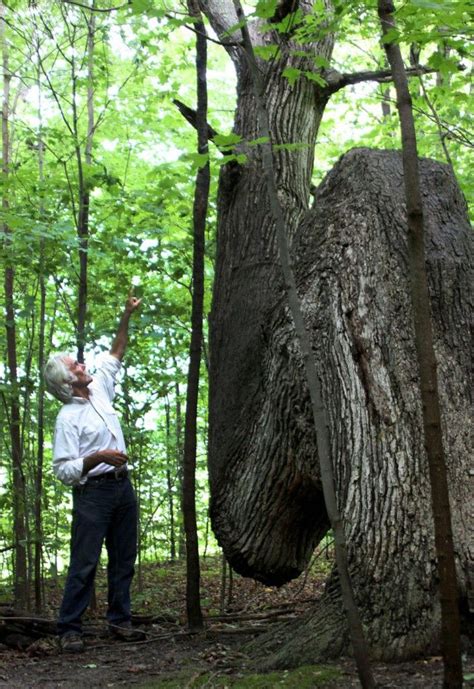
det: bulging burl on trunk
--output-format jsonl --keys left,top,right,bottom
{"left": 208, "top": 148, "right": 472, "bottom": 658}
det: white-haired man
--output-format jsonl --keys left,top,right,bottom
{"left": 44, "top": 294, "right": 142, "bottom": 653}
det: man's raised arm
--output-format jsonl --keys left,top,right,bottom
{"left": 110, "top": 293, "right": 142, "bottom": 361}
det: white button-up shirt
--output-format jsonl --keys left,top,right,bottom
{"left": 52, "top": 354, "right": 127, "bottom": 486}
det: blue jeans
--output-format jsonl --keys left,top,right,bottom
{"left": 57, "top": 476, "right": 138, "bottom": 636}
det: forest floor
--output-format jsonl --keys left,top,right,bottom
{"left": 0, "top": 555, "right": 472, "bottom": 689}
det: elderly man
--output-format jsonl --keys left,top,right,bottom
{"left": 44, "top": 294, "right": 143, "bottom": 653}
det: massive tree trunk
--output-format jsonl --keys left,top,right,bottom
{"left": 211, "top": 144, "right": 472, "bottom": 662}
{"left": 205, "top": 1, "right": 472, "bottom": 663}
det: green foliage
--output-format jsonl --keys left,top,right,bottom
{"left": 254, "top": 44, "right": 280, "bottom": 60}
{"left": 282, "top": 66, "right": 301, "bottom": 86}
{"left": 311, "top": 0, "right": 472, "bottom": 218}
{"left": 0, "top": 2, "right": 229, "bottom": 592}
{"left": 254, "top": 0, "right": 278, "bottom": 19}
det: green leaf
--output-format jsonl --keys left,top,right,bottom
{"left": 213, "top": 133, "right": 242, "bottom": 148}
{"left": 255, "top": 0, "right": 278, "bottom": 19}
{"left": 271, "top": 8, "right": 304, "bottom": 34}
{"left": 248, "top": 136, "right": 270, "bottom": 146}
{"left": 130, "top": 0, "right": 155, "bottom": 14}
{"left": 282, "top": 67, "right": 301, "bottom": 86}
{"left": 217, "top": 153, "right": 247, "bottom": 166}
{"left": 187, "top": 152, "right": 210, "bottom": 169}
{"left": 381, "top": 27, "right": 400, "bottom": 44}
{"left": 313, "top": 55, "right": 330, "bottom": 69}
{"left": 303, "top": 70, "right": 327, "bottom": 87}
{"left": 254, "top": 44, "right": 280, "bottom": 60}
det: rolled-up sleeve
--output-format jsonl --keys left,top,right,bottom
{"left": 53, "top": 420, "right": 84, "bottom": 486}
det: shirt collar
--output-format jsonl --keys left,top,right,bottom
{"left": 69, "top": 395, "right": 90, "bottom": 404}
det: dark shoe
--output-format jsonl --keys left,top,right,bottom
{"left": 59, "top": 632, "right": 84, "bottom": 653}
{"left": 108, "top": 621, "right": 146, "bottom": 641}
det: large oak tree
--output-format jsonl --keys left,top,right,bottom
{"left": 201, "top": 0, "right": 472, "bottom": 665}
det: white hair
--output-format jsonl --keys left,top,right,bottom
{"left": 43, "top": 354, "right": 77, "bottom": 403}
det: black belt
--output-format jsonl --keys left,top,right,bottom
{"left": 87, "top": 469, "right": 128, "bottom": 482}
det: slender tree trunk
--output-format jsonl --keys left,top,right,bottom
{"left": 378, "top": 2, "right": 463, "bottom": 686}
{"left": 165, "top": 399, "right": 176, "bottom": 562}
{"left": 33, "top": 35, "right": 47, "bottom": 612}
{"left": 220, "top": 554, "right": 227, "bottom": 615}
{"left": 181, "top": 0, "right": 209, "bottom": 631}
{"left": 227, "top": 565, "right": 233, "bottom": 608}
{"left": 35, "top": 277, "right": 46, "bottom": 612}
{"left": 136, "top": 444, "right": 143, "bottom": 592}
{"left": 203, "top": 507, "right": 210, "bottom": 559}
{"left": 176, "top": 381, "right": 186, "bottom": 560}
{"left": 435, "top": 32, "right": 451, "bottom": 88}
{"left": 75, "top": 7, "right": 95, "bottom": 362}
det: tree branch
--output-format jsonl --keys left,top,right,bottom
{"left": 173, "top": 98, "right": 237, "bottom": 157}
{"left": 166, "top": 14, "right": 240, "bottom": 47}
{"left": 60, "top": 0, "right": 130, "bottom": 12}
{"left": 325, "top": 65, "right": 442, "bottom": 94}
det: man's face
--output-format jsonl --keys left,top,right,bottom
{"left": 64, "top": 357, "right": 93, "bottom": 389}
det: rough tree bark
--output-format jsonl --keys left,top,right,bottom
{"left": 203, "top": 0, "right": 472, "bottom": 665}
{"left": 235, "top": 4, "right": 375, "bottom": 685}
{"left": 202, "top": 0, "right": 334, "bottom": 580}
